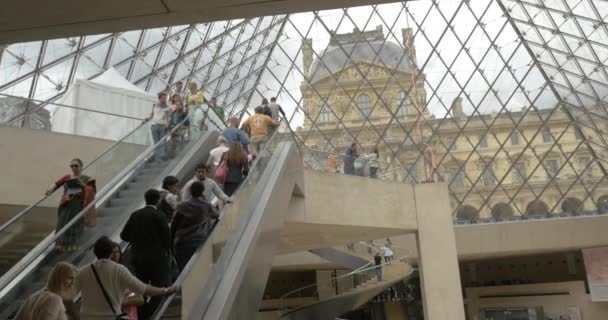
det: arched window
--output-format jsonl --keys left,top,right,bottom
{"left": 356, "top": 94, "right": 372, "bottom": 119}
{"left": 455, "top": 205, "right": 479, "bottom": 221}
{"left": 561, "top": 197, "right": 583, "bottom": 213}
{"left": 318, "top": 99, "right": 334, "bottom": 123}
{"left": 396, "top": 91, "right": 410, "bottom": 116}
{"left": 491, "top": 203, "right": 514, "bottom": 219}
{"left": 525, "top": 200, "right": 549, "bottom": 216}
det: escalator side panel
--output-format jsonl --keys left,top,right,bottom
{"left": 189, "top": 141, "right": 304, "bottom": 320}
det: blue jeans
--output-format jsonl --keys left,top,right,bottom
{"left": 151, "top": 124, "right": 167, "bottom": 159}
{"left": 376, "top": 266, "right": 383, "bottom": 281}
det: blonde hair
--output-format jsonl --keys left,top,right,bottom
{"left": 47, "top": 262, "right": 77, "bottom": 295}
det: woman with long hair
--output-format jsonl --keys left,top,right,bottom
{"left": 45, "top": 158, "right": 96, "bottom": 252}
{"left": 222, "top": 143, "right": 249, "bottom": 196}
{"left": 15, "top": 262, "right": 77, "bottom": 320}
{"left": 170, "top": 93, "right": 182, "bottom": 112}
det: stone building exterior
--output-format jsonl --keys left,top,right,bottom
{"left": 298, "top": 26, "right": 608, "bottom": 220}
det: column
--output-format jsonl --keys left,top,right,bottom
{"left": 414, "top": 182, "right": 466, "bottom": 320}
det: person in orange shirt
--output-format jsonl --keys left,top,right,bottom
{"left": 327, "top": 154, "right": 338, "bottom": 173}
{"left": 241, "top": 106, "right": 279, "bottom": 154}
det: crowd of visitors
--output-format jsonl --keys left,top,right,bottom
{"left": 33, "top": 85, "right": 285, "bottom": 319}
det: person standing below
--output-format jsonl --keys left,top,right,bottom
{"left": 343, "top": 143, "right": 359, "bottom": 175}
{"left": 72, "top": 236, "right": 176, "bottom": 320}
{"left": 182, "top": 164, "right": 232, "bottom": 204}
{"left": 382, "top": 244, "right": 394, "bottom": 262}
{"left": 241, "top": 106, "right": 279, "bottom": 154}
{"left": 145, "top": 93, "right": 170, "bottom": 161}
{"left": 208, "top": 96, "right": 225, "bottom": 121}
{"left": 15, "top": 262, "right": 77, "bottom": 320}
{"left": 374, "top": 251, "right": 383, "bottom": 281}
{"left": 172, "top": 182, "right": 219, "bottom": 271}
{"left": 120, "top": 189, "right": 172, "bottom": 320}
{"left": 222, "top": 117, "right": 249, "bottom": 150}
{"left": 365, "top": 148, "right": 380, "bottom": 178}
{"left": 159, "top": 176, "right": 180, "bottom": 221}
{"left": 222, "top": 143, "right": 249, "bottom": 196}
{"left": 327, "top": 153, "right": 338, "bottom": 173}
{"left": 207, "top": 136, "right": 230, "bottom": 178}
{"left": 45, "top": 158, "right": 96, "bottom": 252}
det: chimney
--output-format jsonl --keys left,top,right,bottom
{"left": 402, "top": 28, "right": 417, "bottom": 66}
{"left": 451, "top": 96, "right": 465, "bottom": 119}
{"left": 302, "top": 38, "right": 313, "bottom": 78}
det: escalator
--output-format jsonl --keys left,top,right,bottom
{"left": 152, "top": 133, "right": 304, "bottom": 320}
{"left": 0, "top": 108, "right": 224, "bottom": 319}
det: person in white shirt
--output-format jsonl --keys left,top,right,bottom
{"left": 206, "top": 136, "right": 230, "bottom": 178}
{"left": 145, "top": 93, "right": 170, "bottom": 161}
{"left": 382, "top": 245, "right": 394, "bottom": 262}
{"left": 364, "top": 148, "right": 380, "bottom": 178}
{"left": 159, "top": 176, "right": 180, "bottom": 221}
{"left": 69, "top": 236, "right": 176, "bottom": 320}
{"left": 182, "top": 163, "right": 232, "bottom": 204}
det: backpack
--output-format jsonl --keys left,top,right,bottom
{"left": 158, "top": 190, "right": 175, "bottom": 222}
{"left": 215, "top": 154, "right": 229, "bottom": 184}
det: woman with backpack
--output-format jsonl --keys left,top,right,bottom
{"left": 220, "top": 142, "right": 249, "bottom": 196}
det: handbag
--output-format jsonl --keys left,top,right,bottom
{"left": 91, "top": 264, "right": 131, "bottom": 320}
{"left": 122, "top": 292, "right": 145, "bottom": 307}
{"left": 214, "top": 154, "right": 229, "bottom": 184}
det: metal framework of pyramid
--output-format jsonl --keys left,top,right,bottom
{"left": 2, "top": 0, "right": 608, "bottom": 219}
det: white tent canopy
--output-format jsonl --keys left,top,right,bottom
{"left": 51, "top": 68, "right": 156, "bottom": 143}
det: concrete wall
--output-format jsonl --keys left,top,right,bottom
{"left": 360, "top": 215, "right": 608, "bottom": 264}
{"left": 279, "top": 170, "right": 418, "bottom": 253}
{"left": 465, "top": 281, "right": 608, "bottom": 320}
{"left": 0, "top": 127, "right": 145, "bottom": 214}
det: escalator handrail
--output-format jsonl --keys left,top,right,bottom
{"left": 0, "top": 120, "right": 148, "bottom": 234}
{"left": 0, "top": 110, "right": 201, "bottom": 292}
{"left": 151, "top": 129, "right": 286, "bottom": 320}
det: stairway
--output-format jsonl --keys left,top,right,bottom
{"left": 351, "top": 260, "right": 411, "bottom": 290}
{"left": 0, "top": 222, "right": 51, "bottom": 276}
{"left": 280, "top": 261, "right": 413, "bottom": 320}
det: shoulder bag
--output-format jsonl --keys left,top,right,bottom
{"left": 214, "top": 153, "right": 229, "bottom": 184}
{"left": 91, "top": 264, "right": 131, "bottom": 320}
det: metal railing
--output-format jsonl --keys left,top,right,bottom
{"left": 279, "top": 255, "right": 413, "bottom": 313}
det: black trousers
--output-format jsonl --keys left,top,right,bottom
{"left": 132, "top": 252, "right": 170, "bottom": 320}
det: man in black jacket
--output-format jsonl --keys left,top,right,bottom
{"left": 120, "top": 189, "right": 172, "bottom": 320}
{"left": 172, "top": 181, "right": 219, "bottom": 271}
